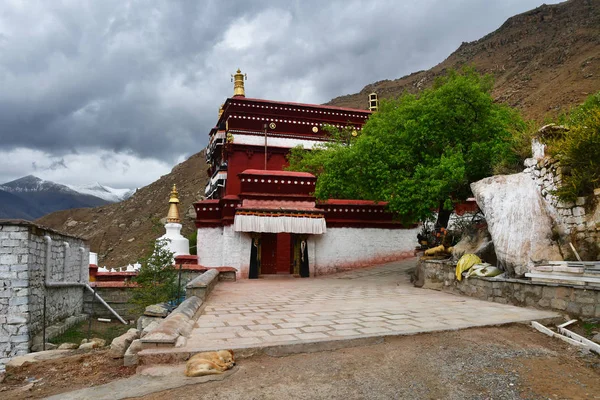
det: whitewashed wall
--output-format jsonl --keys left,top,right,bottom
{"left": 196, "top": 226, "right": 252, "bottom": 278}
{"left": 310, "top": 227, "right": 419, "bottom": 276}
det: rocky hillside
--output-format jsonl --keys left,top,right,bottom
{"left": 37, "top": 151, "right": 209, "bottom": 267}
{"left": 328, "top": 0, "right": 600, "bottom": 121}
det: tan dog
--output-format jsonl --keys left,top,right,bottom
{"left": 184, "top": 350, "right": 235, "bottom": 377}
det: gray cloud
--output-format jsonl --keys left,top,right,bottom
{"left": 0, "top": 0, "right": 561, "bottom": 187}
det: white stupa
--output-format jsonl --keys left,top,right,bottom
{"left": 158, "top": 184, "right": 190, "bottom": 257}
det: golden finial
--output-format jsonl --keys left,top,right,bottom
{"left": 231, "top": 68, "right": 247, "bottom": 97}
{"left": 218, "top": 103, "right": 224, "bottom": 118}
{"left": 166, "top": 184, "right": 181, "bottom": 223}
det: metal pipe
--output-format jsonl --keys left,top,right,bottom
{"left": 87, "top": 285, "right": 96, "bottom": 340}
{"left": 62, "top": 241, "right": 70, "bottom": 281}
{"left": 43, "top": 296, "right": 46, "bottom": 351}
{"left": 85, "top": 284, "right": 127, "bottom": 325}
{"left": 79, "top": 247, "right": 87, "bottom": 283}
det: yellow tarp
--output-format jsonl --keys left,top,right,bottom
{"left": 456, "top": 254, "right": 482, "bottom": 281}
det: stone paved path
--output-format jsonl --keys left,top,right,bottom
{"left": 183, "top": 259, "right": 558, "bottom": 351}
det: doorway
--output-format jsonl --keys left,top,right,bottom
{"left": 260, "top": 233, "right": 292, "bottom": 274}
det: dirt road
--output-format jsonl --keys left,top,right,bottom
{"left": 139, "top": 324, "right": 599, "bottom": 400}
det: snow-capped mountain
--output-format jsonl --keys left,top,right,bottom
{"left": 67, "top": 183, "right": 135, "bottom": 203}
{"left": 0, "top": 175, "right": 133, "bottom": 220}
{"left": 0, "top": 175, "right": 75, "bottom": 194}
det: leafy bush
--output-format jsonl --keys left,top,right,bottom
{"left": 547, "top": 92, "right": 600, "bottom": 202}
{"left": 130, "top": 239, "right": 177, "bottom": 311}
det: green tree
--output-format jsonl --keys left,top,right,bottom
{"left": 130, "top": 239, "right": 178, "bottom": 311}
{"left": 547, "top": 92, "right": 600, "bottom": 202}
{"left": 288, "top": 67, "right": 526, "bottom": 227}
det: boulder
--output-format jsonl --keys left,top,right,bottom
{"left": 79, "top": 337, "right": 106, "bottom": 350}
{"left": 471, "top": 173, "right": 563, "bottom": 277}
{"left": 144, "top": 303, "right": 169, "bottom": 318}
{"left": 592, "top": 333, "right": 600, "bottom": 345}
{"left": 31, "top": 342, "right": 57, "bottom": 352}
{"left": 6, "top": 350, "right": 74, "bottom": 368}
{"left": 57, "top": 342, "right": 79, "bottom": 350}
{"left": 108, "top": 328, "right": 139, "bottom": 359}
{"left": 123, "top": 339, "right": 143, "bottom": 367}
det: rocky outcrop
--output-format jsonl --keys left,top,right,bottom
{"left": 471, "top": 173, "right": 563, "bottom": 277}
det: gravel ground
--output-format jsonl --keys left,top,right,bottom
{"left": 138, "top": 324, "right": 600, "bottom": 400}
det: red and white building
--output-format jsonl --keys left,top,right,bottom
{"left": 194, "top": 70, "right": 418, "bottom": 278}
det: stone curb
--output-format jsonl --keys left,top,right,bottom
{"left": 185, "top": 269, "right": 219, "bottom": 300}
{"left": 141, "top": 296, "right": 202, "bottom": 347}
{"left": 138, "top": 316, "right": 558, "bottom": 365}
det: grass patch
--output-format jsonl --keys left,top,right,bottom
{"left": 582, "top": 321, "right": 599, "bottom": 338}
{"left": 49, "top": 319, "right": 131, "bottom": 346}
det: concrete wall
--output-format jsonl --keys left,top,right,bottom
{"left": 0, "top": 221, "right": 88, "bottom": 370}
{"left": 419, "top": 258, "right": 600, "bottom": 318}
{"left": 197, "top": 225, "right": 418, "bottom": 278}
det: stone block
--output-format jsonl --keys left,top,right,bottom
{"left": 10, "top": 280, "right": 28, "bottom": 288}
{"left": 566, "top": 302, "right": 581, "bottom": 315}
{"left": 10, "top": 335, "right": 29, "bottom": 343}
{"left": 0, "top": 254, "right": 18, "bottom": 264}
{"left": 7, "top": 314, "right": 28, "bottom": 324}
{"left": 550, "top": 298, "right": 567, "bottom": 310}
{"left": 10, "top": 265, "right": 28, "bottom": 272}
{"left": 9, "top": 232, "right": 29, "bottom": 240}
{"left": 581, "top": 304, "right": 595, "bottom": 317}
{"left": 9, "top": 296, "right": 28, "bottom": 306}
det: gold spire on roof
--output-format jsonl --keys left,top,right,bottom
{"left": 231, "top": 68, "right": 247, "bottom": 97}
{"left": 166, "top": 184, "right": 181, "bottom": 223}
{"left": 218, "top": 103, "right": 224, "bottom": 118}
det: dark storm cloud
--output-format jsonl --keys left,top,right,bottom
{"left": 0, "top": 0, "right": 561, "bottom": 171}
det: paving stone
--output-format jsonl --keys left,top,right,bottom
{"left": 329, "top": 329, "right": 360, "bottom": 337}
{"left": 295, "top": 332, "right": 330, "bottom": 340}
{"left": 175, "top": 259, "right": 558, "bottom": 355}
{"left": 278, "top": 322, "right": 307, "bottom": 329}
{"left": 301, "top": 326, "right": 332, "bottom": 333}
{"left": 270, "top": 328, "right": 301, "bottom": 336}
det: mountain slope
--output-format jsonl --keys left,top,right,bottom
{"left": 36, "top": 151, "right": 209, "bottom": 267}
{"left": 327, "top": 0, "right": 600, "bottom": 121}
{"left": 0, "top": 175, "right": 110, "bottom": 219}
{"left": 66, "top": 183, "right": 134, "bottom": 203}
{"left": 0, "top": 189, "right": 43, "bottom": 220}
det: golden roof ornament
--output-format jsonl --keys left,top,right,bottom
{"left": 231, "top": 68, "right": 247, "bottom": 97}
{"left": 166, "top": 184, "right": 181, "bottom": 223}
{"left": 218, "top": 103, "right": 224, "bottom": 118}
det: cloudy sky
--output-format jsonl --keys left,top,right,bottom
{"left": 0, "top": 0, "right": 562, "bottom": 190}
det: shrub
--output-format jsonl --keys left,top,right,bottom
{"left": 130, "top": 239, "right": 177, "bottom": 311}
{"left": 547, "top": 92, "right": 600, "bottom": 202}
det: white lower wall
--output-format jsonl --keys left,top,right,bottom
{"left": 197, "top": 226, "right": 252, "bottom": 278}
{"left": 197, "top": 226, "right": 418, "bottom": 278}
{"left": 311, "top": 227, "right": 419, "bottom": 276}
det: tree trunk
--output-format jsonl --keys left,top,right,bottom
{"left": 435, "top": 199, "right": 452, "bottom": 229}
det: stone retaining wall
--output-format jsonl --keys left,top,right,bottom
{"left": 523, "top": 156, "right": 600, "bottom": 258}
{"left": 419, "top": 258, "right": 600, "bottom": 318}
{"left": 0, "top": 220, "right": 88, "bottom": 371}
{"left": 83, "top": 287, "right": 139, "bottom": 321}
